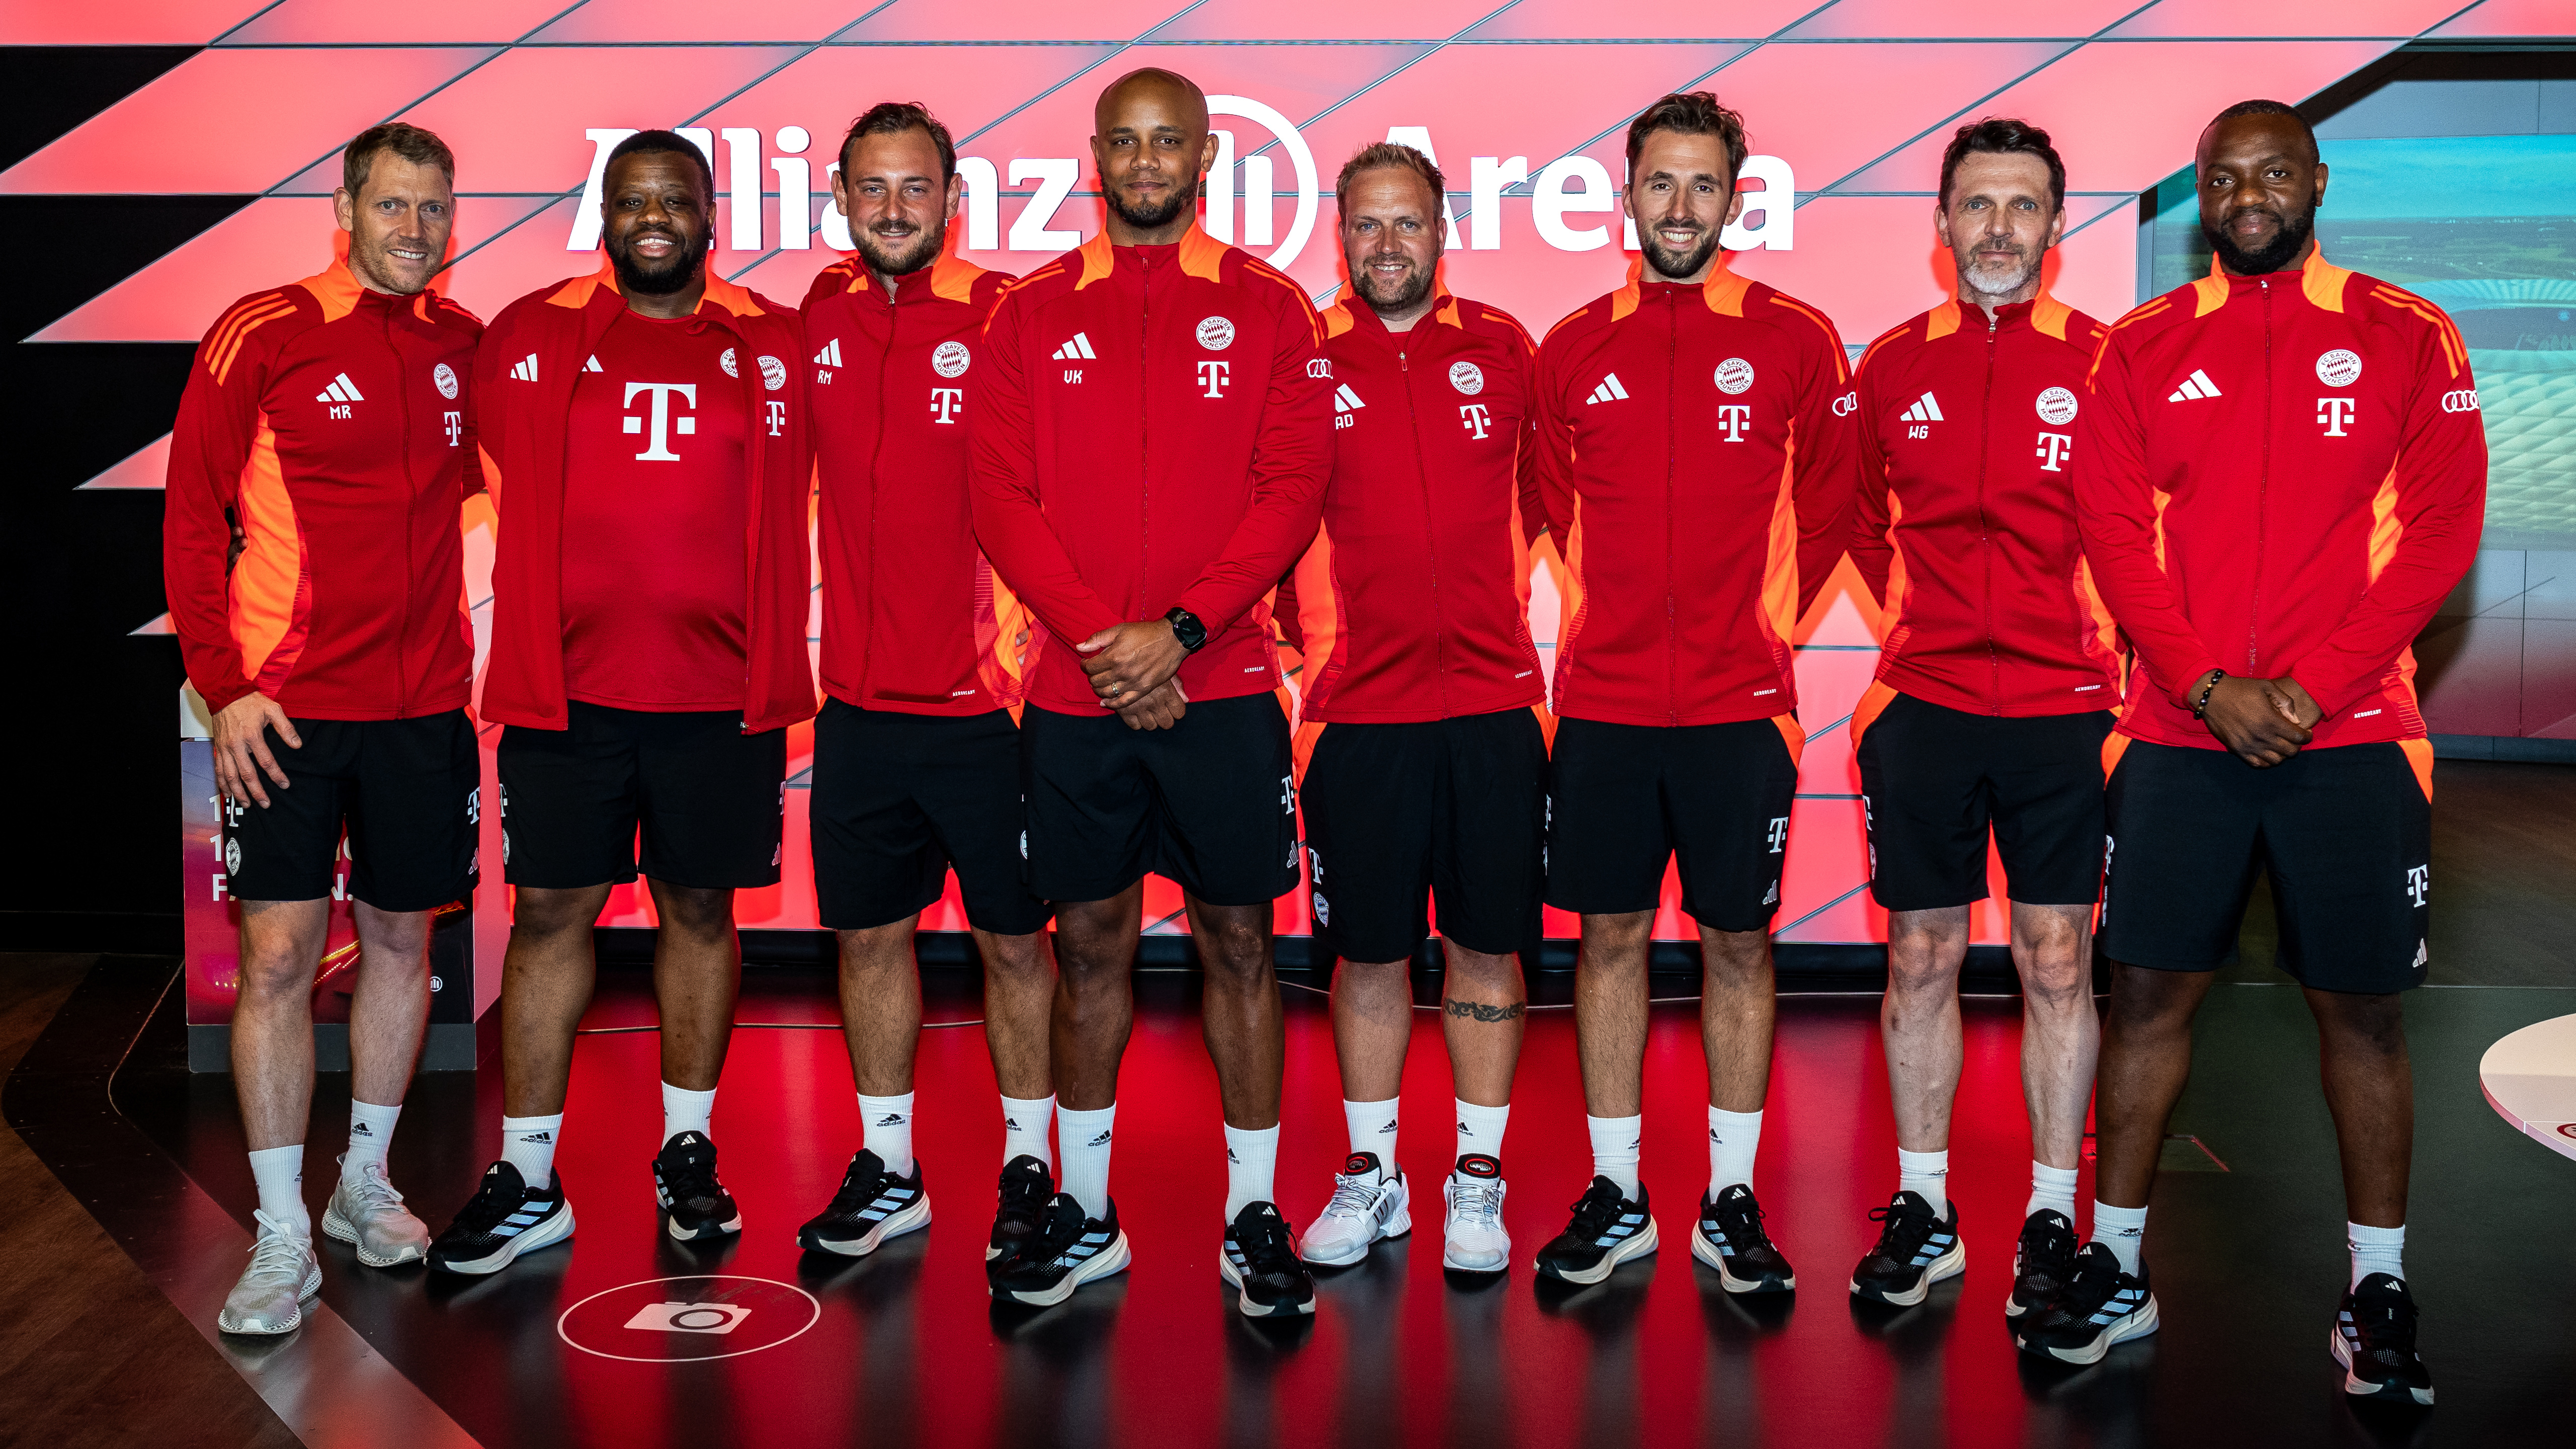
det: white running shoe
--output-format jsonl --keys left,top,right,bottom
{"left": 1300, "top": 1151, "right": 1410, "bottom": 1266}
{"left": 217, "top": 1210, "right": 321, "bottom": 1335}
{"left": 1442, "top": 1154, "right": 1510, "bottom": 1272}
{"left": 322, "top": 1156, "right": 431, "bottom": 1267}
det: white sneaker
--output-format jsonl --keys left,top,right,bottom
{"left": 217, "top": 1211, "right": 321, "bottom": 1335}
{"left": 322, "top": 1156, "right": 431, "bottom": 1267}
{"left": 1443, "top": 1154, "right": 1510, "bottom": 1272}
{"left": 1300, "top": 1151, "right": 1409, "bottom": 1265}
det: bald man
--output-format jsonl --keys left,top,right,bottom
{"left": 971, "top": 69, "right": 1332, "bottom": 1316}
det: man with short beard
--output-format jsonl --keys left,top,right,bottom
{"left": 1528, "top": 92, "right": 1856, "bottom": 1291}
{"left": 1276, "top": 143, "right": 1547, "bottom": 1274}
{"left": 1841, "top": 119, "right": 2115, "bottom": 1315}
{"left": 429, "top": 130, "right": 815, "bottom": 1274}
{"left": 165, "top": 122, "right": 483, "bottom": 1332}
{"left": 971, "top": 68, "right": 1332, "bottom": 1315}
{"left": 2029, "top": 103, "right": 2481, "bottom": 1403}
{"left": 791, "top": 102, "right": 1062, "bottom": 1273}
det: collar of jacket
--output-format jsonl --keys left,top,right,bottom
{"left": 1609, "top": 251, "right": 1754, "bottom": 323}
{"left": 1325, "top": 288, "right": 1464, "bottom": 341}
{"left": 2192, "top": 248, "right": 2352, "bottom": 316}
{"left": 1072, "top": 222, "right": 1230, "bottom": 289}
{"left": 297, "top": 254, "right": 453, "bottom": 326}
{"left": 827, "top": 249, "right": 987, "bottom": 307}
{"left": 1924, "top": 290, "right": 2076, "bottom": 342}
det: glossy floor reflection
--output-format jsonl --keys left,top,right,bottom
{"left": 55, "top": 965, "right": 2575, "bottom": 1448}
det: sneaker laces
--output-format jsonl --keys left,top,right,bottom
{"left": 828, "top": 1156, "right": 890, "bottom": 1213}
{"left": 1864, "top": 1197, "right": 1938, "bottom": 1262}
{"left": 2018, "top": 1215, "right": 2080, "bottom": 1283}
{"left": 1709, "top": 1190, "right": 1770, "bottom": 1247}
{"left": 659, "top": 1147, "right": 725, "bottom": 1210}
{"left": 1321, "top": 1170, "right": 1387, "bottom": 1222}
{"left": 1236, "top": 1211, "right": 1303, "bottom": 1283}
{"left": 1450, "top": 1177, "right": 1504, "bottom": 1234}
{"left": 342, "top": 1163, "right": 407, "bottom": 1216}
{"left": 452, "top": 1171, "right": 527, "bottom": 1235}
{"left": 244, "top": 1212, "right": 310, "bottom": 1278}
{"left": 996, "top": 1166, "right": 1050, "bottom": 1227}
{"left": 1565, "top": 1181, "right": 1626, "bottom": 1239}
{"left": 2352, "top": 1289, "right": 2420, "bottom": 1356}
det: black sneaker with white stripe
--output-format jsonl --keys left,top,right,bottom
{"left": 1691, "top": 1183, "right": 1796, "bottom": 1294}
{"left": 991, "top": 1193, "right": 1130, "bottom": 1307}
{"left": 652, "top": 1131, "right": 743, "bottom": 1241}
{"left": 1850, "top": 1190, "right": 1963, "bottom": 1306}
{"left": 1533, "top": 1177, "right": 1657, "bottom": 1284}
{"left": 2006, "top": 1209, "right": 2081, "bottom": 1320}
{"left": 1220, "top": 1201, "right": 1317, "bottom": 1317}
{"left": 987, "top": 1155, "right": 1055, "bottom": 1268}
{"left": 427, "top": 1161, "right": 574, "bottom": 1275}
{"left": 2016, "top": 1242, "right": 2157, "bottom": 1364}
{"left": 797, "top": 1148, "right": 930, "bottom": 1257}
{"left": 2333, "top": 1272, "right": 2435, "bottom": 1405}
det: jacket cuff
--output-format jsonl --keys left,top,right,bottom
{"left": 2161, "top": 658, "right": 2225, "bottom": 710}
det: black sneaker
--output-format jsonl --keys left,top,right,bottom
{"left": 1849, "top": 1190, "right": 1963, "bottom": 1306}
{"left": 652, "top": 1131, "right": 743, "bottom": 1241}
{"left": 2016, "top": 1242, "right": 2157, "bottom": 1364}
{"left": 1690, "top": 1183, "right": 1795, "bottom": 1294}
{"left": 796, "top": 1148, "right": 930, "bottom": 1257}
{"left": 2006, "top": 1209, "right": 2081, "bottom": 1320}
{"left": 1533, "top": 1176, "right": 1657, "bottom": 1284}
{"left": 987, "top": 1155, "right": 1055, "bottom": 1268}
{"left": 1220, "top": 1201, "right": 1318, "bottom": 1317}
{"left": 2333, "top": 1272, "right": 2435, "bottom": 1405}
{"left": 991, "top": 1193, "right": 1130, "bottom": 1307}
{"left": 427, "top": 1161, "right": 575, "bottom": 1275}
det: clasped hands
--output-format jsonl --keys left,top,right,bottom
{"left": 2197, "top": 672, "right": 2322, "bottom": 767}
{"left": 1078, "top": 619, "right": 1192, "bottom": 731}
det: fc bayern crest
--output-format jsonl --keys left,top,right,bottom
{"left": 2035, "top": 386, "right": 2079, "bottom": 426}
{"left": 1197, "top": 316, "right": 1236, "bottom": 351}
{"left": 719, "top": 347, "right": 739, "bottom": 378}
{"left": 2316, "top": 349, "right": 2363, "bottom": 387}
{"left": 1449, "top": 361, "right": 1485, "bottom": 395}
{"left": 932, "top": 341, "right": 971, "bottom": 378}
{"left": 758, "top": 355, "right": 788, "bottom": 391}
{"left": 433, "top": 362, "right": 459, "bottom": 399}
{"left": 1714, "top": 357, "right": 1756, "bottom": 394}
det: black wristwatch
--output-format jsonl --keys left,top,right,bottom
{"left": 1164, "top": 607, "right": 1208, "bottom": 654}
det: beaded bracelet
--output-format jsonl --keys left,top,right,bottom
{"left": 2192, "top": 669, "right": 2227, "bottom": 719}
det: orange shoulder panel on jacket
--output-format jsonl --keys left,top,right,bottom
{"left": 1854, "top": 317, "right": 1917, "bottom": 378}
{"left": 1764, "top": 289, "right": 1849, "bottom": 381}
{"left": 2087, "top": 294, "right": 2178, "bottom": 389}
{"left": 204, "top": 289, "right": 304, "bottom": 386}
{"left": 802, "top": 256, "right": 866, "bottom": 309}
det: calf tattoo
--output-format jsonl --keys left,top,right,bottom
{"left": 1443, "top": 1000, "right": 1526, "bottom": 1023}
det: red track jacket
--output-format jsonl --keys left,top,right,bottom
{"left": 2077, "top": 252, "right": 2486, "bottom": 752}
{"left": 804, "top": 252, "right": 1034, "bottom": 716}
{"left": 1848, "top": 294, "right": 2121, "bottom": 726}
{"left": 476, "top": 260, "right": 816, "bottom": 733}
{"left": 970, "top": 226, "right": 1332, "bottom": 715}
{"left": 1277, "top": 292, "right": 1546, "bottom": 724}
{"left": 164, "top": 259, "right": 482, "bottom": 719}
{"left": 1533, "top": 258, "right": 1857, "bottom": 728}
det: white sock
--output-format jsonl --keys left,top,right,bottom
{"left": 1001, "top": 1093, "right": 1055, "bottom": 1169}
{"left": 1058, "top": 1103, "right": 1115, "bottom": 1220}
{"left": 660, "top": 1082, "right": 715, "bottom": 1146}
{"left": 2028, "top": 1162, "right": 2080, "bottom": 1223}
{"left": 501, "top": 1113, "right": 562, "bottom": 1186}
{"left": 2092, "top": 1201, "right": 2147, "bottom": 1275}
{"left": 1455, "top": 1098, "right": 1510, "bottom": 1166}
{"left": 859, "top": 1091, "right": 916, "bottom": 1177}
{"left": 247, "top": 1144, "right": 309, "bottom": 1237}
{"left": 1224, "top": 1122, "right": 1281, "bottom": 1220}
{"left": 1344, "top": 1096, "right": 1400, "bottom": 1164}
{"left": 1708, "top": 1105, "right": 1763, "bottom": 1194}
{"left": 345, "top": 1099, "right": 400, "bottom": 1176}
{"left": 1587, "top": 1113, "right": 1642, "bottom": 1197}
{"left": 2349, "top": 1222, "right": 2405, "bottom": 1287}
{"left": 1896, "top": 1147, "right": 1949, "bottom": 1213}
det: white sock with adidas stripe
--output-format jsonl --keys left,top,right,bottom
{"left": 1058, "top": 1102, "right": 1116, "bottom": 1220}
{"left": 1343, "top": 1097, "right": 1399, "bottom": 1164}
{"left": 501, "top": 1114, "right": 562, "bottom": 1187}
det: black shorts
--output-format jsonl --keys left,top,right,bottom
{"left": 2102, "top": 738, "right": 2433, "bottom": 994}
{"left": 497, "top": 701, "right": 787, "bottom": 890}
{"left": 1301, "top": 709, "right": 1548, "bottom": 962}
{"left": 221, "top": 711, "right": 479, "bottom": 913}
{"left": 1544, "top": 716, "right": 1800, "bottom": 932}
{"left": 1854, "top": 692, "right": 2113, "bottom": 912}
{"left": 810, "top": 699, "right": 1050, "bottom": 936}
{"left": 1021, "top": 693, "right": 1298, "bottom": 907}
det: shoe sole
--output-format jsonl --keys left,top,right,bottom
{"left": 1441, "top": 1239, "right": 1509, "bottom": 1273}
{"left": 1690, "top": 1222, "right": 1794, "bottom": 1294}
{"left": 997, "top": 1230, "right": 1132, "bottom": 1308}
{"left": 1851, "top": 1238, "right": 1964, "bottom": 1307}
{"left": 429, "top": 1203, "right": 577, "bottom": 1276}
{"left": 800, "top": 1193, "right": 933, "bottom": 1257}
{"left": 320, "top": 1204, "right": 427, "bottom": 1268}
{"left": 1536, "top": 1216, "right": 1658, "bottom": 1285}
{"left": 2025, "top": 1294, "right": 2159, "bottom": 1365}
{"left": 215, "top": 1264, "right": 321, "bottom": 1336}
{"left": 1219, "top": 1248, "right": 1319, "bottom": 1317}
{"left": 1302, "top": 1202, "right": 1413, "bottom": 1267}
{"left": 2330, "top": 1326, "right": 2436, "bottom": 1405}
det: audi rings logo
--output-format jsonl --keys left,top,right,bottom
{"left": 2442, "top": 389, "right": 2481, "bottom": 414}
{"left": 1830, "top": 390, "right": 1859, "bottom": 416}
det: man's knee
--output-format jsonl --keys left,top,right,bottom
{"left": 2313, "top": 990, "right": 2408, "bottom": 1055}
{"left": 512, "top": 887, "right": 606, "bottom": 937}
{"left": 654, "top": 885, "right": 736, "bottom": 938}
{"left": 1196, "top": 914, "right": 1272, "bottom": 983}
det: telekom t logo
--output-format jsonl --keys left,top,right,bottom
{"left": 766, "top": 400, "right": 788, "bottom": 437}
{"left": 2036, "top": 432, "right": 2073, "bottom": 471}
{"left": 623, "top": 381, "right": 697, "bottom": 461}
{"left": 2318, "top": 397, "right": 2357, "bottom": 437}
{"left": 1198, "top": 360, "right": 1230, "bottom": 398}
{"left": 1717, "top": 404, "right": 1753, "bottom": 442}
{"left": 1459, "top": 404, "right": 1490, "bottom": 439}
{"left": 929, "top": 387, "right": 964, "bottom": 424}
{"left": 443, "top": 411, "right": 463, "bottom": 448}
{"left": 2405, "top": 864, "right": 2429, "bottom": 907}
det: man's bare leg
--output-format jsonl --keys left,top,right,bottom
{"left": 346, "top": 903, "right": 434, "bottom": 1112}
{"left": 234, "top": 899, "right": 334, "bottom": 1156}
{"left": 2307, "top": 988, "right": 2412, "bottom": 1230}
{"left": 1573, "top": 910, "right": 1654, "bottom": 1119}
{"left": 1187, "top": 898, "right": 1284, "bottom": 1132}
{"left": 1699, "top": 926, "right": 1774, "bottom": 1116}
{"left": 499, "top": 883, "right": 614, "bottom": 1118}
{"left": 646, "top": 881, "right": 739, "bottom": 1099}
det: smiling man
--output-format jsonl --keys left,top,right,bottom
{"left": 971, "top": 67, "right": 1332, "bottom": 1316}
{"left": 165, "top": 122, "right": 483, "bottom": 1333}
{"left": 2029, "top": 102, "right": 2485, "bottom": 1405}
{"left": 1842, "top": 119, "right": 2115, "bottom": 1315}
{"left": 1529, "top": 91, "right": 1856, "bottom": 1291}
{"left": 429, "top": 130, "right": 815, "bottom": 1275}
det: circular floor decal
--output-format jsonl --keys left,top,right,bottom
{"left": 557, "top": 1275, "right": 820, "bottom": 1362}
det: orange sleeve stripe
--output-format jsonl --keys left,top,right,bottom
{"left": 2086, "top": 298, "right": 2171, "bottom": 390}
{"left": 207, "top": 291, "right": 290, "bottom": 361}
{"left": 1854, "top": 323, "right": 1911, "bottom": 378}
{"left": 209, "top": 297, "right": 297, "bottom": 385}
{"left": 2371, "top": 288, "right": 2467, "bottom": 378}
{"left": 1540, "top": 305, "right": 1594, "bottom": 344}
{"left": 1768, "top": 295, "right": 1848, "bottom": 381}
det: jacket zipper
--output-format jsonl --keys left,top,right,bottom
{"left": 1136, "top": 250, "right": 1154, "bottom": 625}
{"left": 862, "top": 290, "right": 898, "bottom": 699}
{"left": 1397, "top": 340, "right": 1446, "bottom": 716}
{"left": 2249, "top": 278, "right": 2272, "bottom": 673}
{"left": 388, "top": 301, "right": 418, "bottom": 718}
{"left": 1662, "top": 288, "right": 1679, "bottom": 725}
{"left": 1977, "top": 310, "right": 2001, "bottom": 714}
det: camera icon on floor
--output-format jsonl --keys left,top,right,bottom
{"left": 623, "top": 1301, "right": 752, "bottom": 1334}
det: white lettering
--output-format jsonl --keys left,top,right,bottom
{"left": 1469, "top": 155, "right": 1529, "bottom": 251}
{"left": 1008, "top": 158, "right": 1083, "bottom": 251}
{"left": 1720, "top": 156, "right": 1796, "bottom": 252}
{"left": 1534, "top": 155, "right": 1615, "bottom": 252}
{"left": 1381, "top": 126, "right": 1462, "bottom": 248}
{"left": 771, "top": 126, "right": 810, "bottom": 251}
{"left": 955, "top": 156, "right": 999, "bottom": 250}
